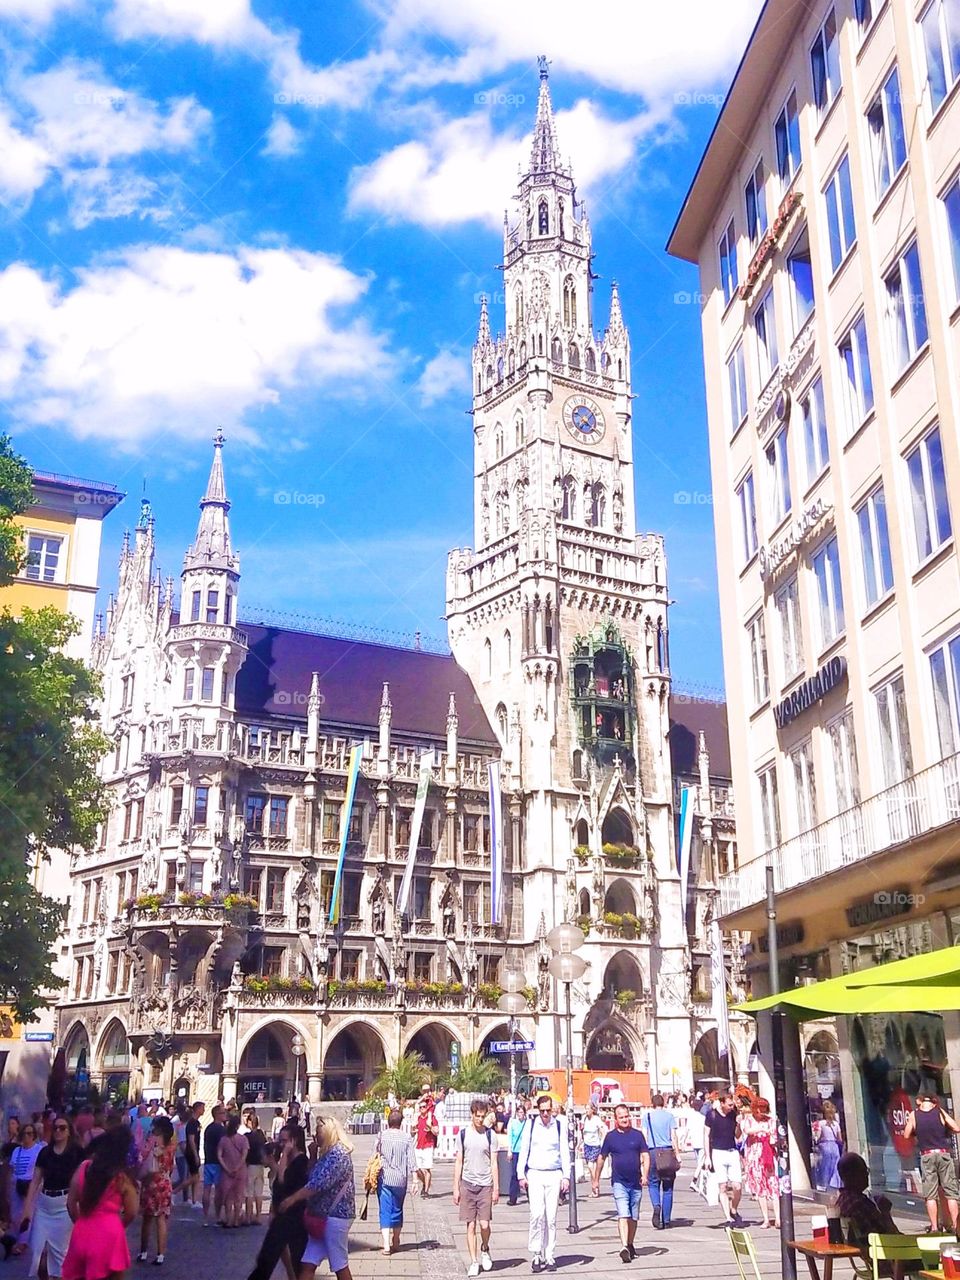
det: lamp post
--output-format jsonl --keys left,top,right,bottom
{"left": 291, "top": 1033, "right": 306, "bottom": 1104}
{"left": 498, "top": 968, "right": 527, "bottom": 1102}
{"left": 546, "top": 923, "right": 586, "bottom": 1235}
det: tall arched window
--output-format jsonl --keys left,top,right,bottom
{"left": 618, "top": 358, "right": 623, "bottom": 379}
{"left": 496, "top": 355, "right": 504, "bottom": 382}
{"left": 657, "top": 619, "right": 668, "bottom": 672}
{"left": 515, "top": 290, "right": 523, "bottom": 328}
{"left": 504, "top": 630, "right": 512, "bottom": 669}
{"left": 515, "top": 415, "right": 524, "bottom": 446}
{"left": 569, "top": 342, "right": 580, "bottom": 369}
{"left": 551, "top": 337, "right": 562, "bottom": 363}
{"left": 538, "top": 334, "right": 544, "bottom": 356}
{"left": 485, "top": 364, "right": 493, "bottom": 389}
{"left": 519, "top": 341, "right": 527, "bottom": 365}
{"left": 495, "top": 490, "right": 509, "bottom": 536}
{"left": 589, "top": 483, "right": 606, "bottom": 528}
{"left": 508, "top": 349, "right": 515, "bottom": 375}
{"left": 585, "top": 348, "right": 596, "bottom": 373}
{"left": 561, "top": 476, "right": 577, "bottom": 521}
{"left": 538, "top": 199, "right": 549, "bottom": 234}
{"left": 484, "top": 638, "right": 492, "bottom": 679}
{"left": 563, "top": 276, "right": 577, "bottom": 328}
{"left": 495, "top": 702, "right": 508, "bottom": 740}
{"left": 495, "top": 425, "right": 504, "bottom": 458}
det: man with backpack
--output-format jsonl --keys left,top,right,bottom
{"left": 453, "top": 1099, "right": 499, "bottom": 1277}
{"left": 517, "top": 1094, "right": 571, "bottom": 1273}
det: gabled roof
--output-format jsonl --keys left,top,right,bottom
{"left": 235, "top": 623, "right": 496, "bottom": 745}
{"left": 668, "top": 695, "right": 731, "bottom": 781}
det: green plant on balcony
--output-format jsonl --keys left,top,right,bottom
{"left": 243, "top": 975, "right": 269, "bottom": 994}
{"left": 574, "top": 845, "right": 590, "bottom": 864}
{"left": 603, "top": 842, "right": 641, "bottom": 868}
{"left": 603, "top": 911, "right": 623, "bottom": 929}
{"left": 326, "top": 979, "right": 344, "bottom": 999}
{"left": 477, "top": 982, "right": 503, "bottom": 1008}
{"left": 133, "top": 892, "right": 166, "bottom": 913}
{"left": 577, "top": 914, "right": 592, "bottom": 934}
{"left": 243, "top": 973, "right": 313, "bottom": 996}
{"left": 177, "top": 892, "right": 213, "bottom": 907}
{"left": 614, "top": 988, "right": 637, "bottom": 1008}
{"left": 521, "top": 985, "right": 538, "bottom": 1010}
{"left": 358, "top": 979, "right": 388, "bottom": 994}
{"left": 223, "top": 893, "right": 259, "bottom": 912}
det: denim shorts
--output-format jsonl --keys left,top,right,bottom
{"left": 611, "top": 1182, "right": 642, "bottom": 1219}
{"left": 203, "top": 1164, "right": 222, "bottom": 1187}
{"left": 583, "top": 1144, "right": 601, "bottom": 1163}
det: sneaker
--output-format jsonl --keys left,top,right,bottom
{"left": 652, "top": 1206, "right": 662, "bottom": 1229}
{"left": 628, "top": 1246, "right": 637, "bottom": 1259}
{"left": 480, "top": 1252, "right": 493, "bottom": 1272}
{"left": 531, "top": 1257, "right": 542, "bottom": 1273}
{"left": 153, "top": 1257, "right": 165, "bottom": 1267}
{"left": 137, "top": 1254, "right": 148, "bottom": 1263}
{"left": 733, "top": 1213, "right": 744, "bottom": 1227}
{"left": 468, "top": 1265, "right": 481, "bottom": 1278}
{"left": 544, "top": 1261, "right": 557, "bottom": 1272}
{"left": 619, "top": 1248, "right": 631, "bottom": 1264}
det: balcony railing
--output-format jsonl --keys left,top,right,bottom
{"left": 720, "top": 751, "right": 960, "bottom": 915}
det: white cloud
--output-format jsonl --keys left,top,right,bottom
{"left": 0, "top": 244, "right": 393, "bottom": 446}
{"left": 0, "top": 0, "right": 78, "bottom": 22}
{"left": 417, "top": 348, "right": 468, "bottom": 406}
{"left": 108, "top": 0, "right": 263, "bottom": 46}
{"left": 0, "top": 108, "right": 49, "bottom": 199}
{"left": 350, "top": 98, "right": 662, "bottom": 228}
{"left": 262, "top": 113, "right": 301, "bottom": 158}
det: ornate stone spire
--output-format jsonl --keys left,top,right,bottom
{"left": 530, "top": 55, "right": 561, "bottom": 175}
{"left": 183, "top": 428, "right": 238, "bottom": 573}
{"left": 476, "top": 293, "right": 490, "bottom": 347}
{"left": 607, "top": 280, "right": 626, "bottom": 342}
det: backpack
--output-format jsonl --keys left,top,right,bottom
{"left": 460, "top": 1125, "right": 493, "bottom": 1151}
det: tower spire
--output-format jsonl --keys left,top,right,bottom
{"left": 476, "top": 294, "right": 490, "bottom": 346}
{"left": 608, "top": 280, "right": 625, "bottom": 341}
{"left": 530, "top": 55, "right": 562, "bottom": 175}
{"left": 184, "top": 427, "right": 238, "bottom": 572}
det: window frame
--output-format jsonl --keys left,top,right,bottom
{"left": 906, "top": 425, "right": 952, "bottom": 563}
{"left": 811, "top": 8, "right": 842, "bottom": 117}
{"left": 837, "top": 313, "right": 874, "bottom": 437}
{"left": 921, "top": 0, "right": 960, "bottom": 115}
{"left": 801, "top": 375, "right": 830, "bottom": 486}
{"left": 748, "top": 611, "right": 770, "bottom": 706}
{"left": 867, "top": 66, "right": 907, "bottom": 202}
{"left": 941, "top": 172, "right": 960, "bottom": 306}
{"left": 758, "top": 764, "right": 782, "bottom": 852}
{"left": 824, "top": 154, "right": 857, "bottom": 273}
{"left": 776, "top": 575, "right": 804, "bottom": 682}
{"left": 23, "top": 531, "right": 66, "bottom": 584}
{"left": 755, "top": 287, "right": 779, "bottom": 385}
{"left": 774, "top": 89, "right": 802, "bottom": 187}
{"left": 744, "top": 159, "right": 768, "bottom": 246}
{"left": 787, "top": 227, "right": 816, "bottom": 332}
{"left": 789, "top": 738, "right": 819, "bottom": 834}
{"left": 765, "top": 424, "right": 793, "bottom": 528}
{"left": 727, "top": 340, "right": 748, "bottom": 432}
{"left": 736, "top": 470, "right": 758, "bottom": 564}
{"left": 812, "top": 534, "right": 846, "bottom": 648}
{"left": 884, "top": 240, "right": 929, "bottom": 374}
{"left": 718, "top": 218, "right": 739, "bottom": 307}
{"left": 856, "top": 484, "right": 894, "bottom": 608}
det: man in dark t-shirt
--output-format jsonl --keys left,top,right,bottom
{"left": 598, "top": 1105, "right": 650, "bottom": 1262}
{"left": 182, "top": 1102, "right": 203, "bottom": 1206}
{"left": 704, "top": 1094, "right": 742, "bottom": 1227}
{"left": 201, "top": 1103, "right": 226, "bottom": 1226}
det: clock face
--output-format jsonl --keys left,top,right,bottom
{"left": 563, "top": 395, "right": 606, "bottom": 444}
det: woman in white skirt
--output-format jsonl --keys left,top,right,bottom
{"left": 8, "top": 1123, "right": 45, "bottom": 1256}
{"left": 21, "top": 1117, "right": 83, "bottom": 1279}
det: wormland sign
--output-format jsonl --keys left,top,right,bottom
{"left": 774, "top": 656, "right": 848, "bottom": 729}
{"left": 759, "top": 497, "right": 832, "bottom": 580}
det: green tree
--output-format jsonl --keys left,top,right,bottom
{"left": 450, "top": 1051, "right": 504, "bottom": 1094}
{"left": 0, "top": 435, "right": 109, "bottom": 1021}
{"left": 370, "top": 1051, "right": 432, "bottom": 1103}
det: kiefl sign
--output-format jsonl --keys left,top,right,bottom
{"left": 774, "top": 656, "right": 847, "bottom": 729}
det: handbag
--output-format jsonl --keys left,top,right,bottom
{"left": 303, "top": 1211, "right": 327, "bottom": 1240}
{"left": 654, "top": 1148, "right": 681, "bottom": 1175}
{"left": 15, "top": 1178, "right": 31, "bottom": 1199}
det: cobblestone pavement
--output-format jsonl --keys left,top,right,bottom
{"left": 4, "top": 1137, "right": 931, "bottom": 1280}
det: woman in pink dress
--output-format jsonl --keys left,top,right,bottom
{"left": 216, "top": 1116, "right": 248, "bottom": 1229}
{"left": 741, "top": 1098, "right": 780, "bottom": 1229}
{"left": 137, "top": 1118, "right": 176, "bottom": 1265}
{"left": 63, "top": 1129, "right": 139, "bottom": 1280}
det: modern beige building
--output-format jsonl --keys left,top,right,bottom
{"left": 668, "top": 0, "right": 960, "bottom": 1193}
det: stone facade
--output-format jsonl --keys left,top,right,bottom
{"left": 54, "top": 69, "right": 739, "bottom": 1107}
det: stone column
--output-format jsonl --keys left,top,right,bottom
{"left": 307, "top": 1071, "right": 322, "bottom": 1104}
{"left": 221, "top": 1072, "right": 239, "bottom": 1103}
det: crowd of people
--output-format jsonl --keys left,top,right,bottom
{"left": 5, "top": 1081, "right": 949, "bottom": 1280}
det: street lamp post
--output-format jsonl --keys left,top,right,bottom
{"left": 498, "top": 969, "right": 527, "bottom": 1101}
{"left": 291, "top": 1033, "right": 306, "bottom": 1104}
{"left": 546, "top": 923, "right": 587, "bottom": 1235}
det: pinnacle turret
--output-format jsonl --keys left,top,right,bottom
{"left": 608, "top": 281, "right": 626, "bottom": 342}
{"left": 183, "top": 428, "right": 239, "bottom": 574}
{"left": 476, "top": 294, "right": 490, "bottom": 347}
{"left": 530, "top": 55, "right": 562, "bottom": 176}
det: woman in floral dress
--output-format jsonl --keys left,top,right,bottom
{"left": 741, "top": 1098, "right": 780, "bottom": 1228}
{"left": 137, "top": 1118, "right": 176, "bottom": 1265}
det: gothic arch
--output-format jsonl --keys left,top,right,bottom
{"left": 561, "top": 476, "right": 577, "bottom": 521}
{"left": 602, "top": 808, "right": 634, "bottom": 846}
{"left": 551, "top": 336, "right": 562, "bottom": 364}
{"left": 496, "top": 355, "right": 504, "bottom": 382}
{"left": 574, "top": 818, "right": 589, "bottom": 846}
{"left": 588, "top": 482, "right": 606, "bottom": 529}
{"left": 601, "top": 950, "right": 644, "bottom": 997}
{"left": 236, "top": 1014, "right": 318, "bottom": 1074}
{"left": 519, "top": 341, "right": 527, "bottom": 365}
{"left": 503, "top": 630, "right": 512, "bottom": 669}
{"left": 403, "top": 1017, "right": 460, "bottom": 1070}
{"left": 585, "top": 1017, "right": 643, "bottom": 1071}
{"left": 484, "top": 638, "right": 492, "bottom": 679}
{"left": 494, "top": 424, "right": 504, "bottom": 459}
{"left": 538, "top": 199, "right": 549, "bottom": 235}
{"left": 485, "top": 364, "right": 493, "bottom": 389}
{"left": 563, "top": 275, "right": 577, "bottom": 328}
{"left": 508, "top": 349, "right": 515, "bottom": 375}
{"left": 515, "top": 289, "right": 523, "bottom": 328}
{"left": 514, "top": 414, "right": 525, "bottom": 446}
{"left": 603, "top": 878, "right": 638, "bottom": 917}
{"left": 495, "top": 702, "right": 508, "bottom": 741}
{"left": 538, "top": 334, "right": 544, "bottom": 357}
{"left": 97, "top": 1019, "right": 131, "bottom": 1073}
{"left": 64, "top": 1021, "right": 91, "bottom": 1071}
{"left": 569, "top": 342, "right": 580, "bottom": 369}
{"left": 578, "top": 888, "right": 591, "bottom": 917}
{"left": 585, "top": 347, "right": 596, "bottom": 373}
{"left": 322, "top": 1021, "right": 387, "bottom": 1101}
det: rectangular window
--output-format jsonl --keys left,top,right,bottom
{"left": 414, "top": 875, "right": 431, "bottom": 919}
{"left": 122, "top": 802, "right": 132, "bottom": 843}
{"left": 758, "top": 766, "right": 781, "bottom": 851}
{"left": 727, "top": 342, "right": 748, "bottom": 431}
{"left": 885, "top": 241, "right": 928, "bottom": 373}
{"left": 164, "top": 861, "right": 177, "bottom": 894}
{"left": 824, "top": 155, "right": 856, "bottom": 271}
{"left": 829, "top": 710, "right": 861, "bottom": 811}
{"left": 775, "top": 90, "right": 801, "bottom": 185}
{"left": 464, "top": 880, "right": 479, "bottom": 921}
{"left": 801, "top": 376, "right": 829, "bottom": 485}
{"left": 268, "top": 796, "right": 289, "bottom": 836}
{"left": 755, "top": 288, "right": 779, "bottom": 384}
{"left": 788, "top": 230, "right": 815, "bottom": 330}
{"left": 183, "top": 667, "right": 195, "bottom": 700}
{"left": 200, "top": 667, "right": 215, "bottom": 701}
{"left": 867, "top": 67, "right": 907, "bottom": 200}
{"left": 745, "top": 160, "right": 768, "bottom": 245}
{"left": 413, "top": 953, "right": 432, "bottom": 983}
{"left": 790, "top": 739, "right": 819, "bottom": 833}
{"left": 341, "top": 871, "right": 362, "bottom": 919}
{"left": 736, "top": 471, "right": 758, "bottom": 563}
{"left": 193, "top": 785, "right": 209, "bottom": 826}
{"left": 24, "top": 534, "right": 63, "bottom": 583}
{"left": 765, "top": 426, "right": 792, "bottom": 527}
{"left": 128, "top": 868, "right": 138, "bottom": 900}
{"left": 321, "top": 808, "right": 339, "bottom": 842}
{"left": 463, "top": 814, "right": 479, "bottom": 852}
{"left": 340, "top": 949, "right": 361, "bottom": 981}
{"left": 838, "top": 314, "right": 874, "bottom": 434}
{"left": 170, "top": 784, "right": 184, "bottom": 825}
{"left": 811, "top": 10, "right": 841, "bottom": 114}
{"left": 945, "top": 177, "right": 960, "bottom": 302}
{"left": 748, "top": 612, "right": 769, "bottom": 705}
{"left": 260, "top": 946, "right": 284, "bottom": 978}
{"left": 244, "top": 795, "right": 267, "bottom": 832}
{"left": 188, "top": 860, "right": 203, "bottom": 893}
{"left": 243, "top": 866, "right": 263, "bottom": 904}
{"left": 907, "top": 426, "right": 952, "bottom": 561}
{"left": 396, "top": 808, "right": 412, "bottom": 848}
{"left": 813, "top": 535, "right": 845, "bottom": 646}
{"left": 205, "top": 589, "right": 218, "bottom": 623}
{"left": 420, "top": 809, "right": 436, "bottom": 849}
{"left": 857, "top": 485, "right": 894, "bottom": 606}
{"left": 482, "top": 955, "right": 501, "bottom": 984}
{"left": 718, "top": 219, "right": 738, "bottom": 306}
{"left": 876, "top": 673, "right": 913, "bottom": 785}
{"left": 190, "top": 590, "right": 201, "bottom": 622}
{"left": 776, "top": 576, "right": 804, "bottom": 681}
{"left": 922, "top": 0, "right": 960, "bottom": 113}
{"left": 855, "top": 0, "right": 873, "bottom": 30}
{"left": 265, "top": 868, "right": 285, "bottom": 913}
{"left": 348, "top": 807, "right": 364, "bottom": 843}
{"left": 106, "top": 951, "right": 119, "bottom": 995}
{"left": 82, "top": 879, "right": 92, "bottom": 921}
{"left": 133, "top": 798, "right": 143, "bottom": 840}
{"left": 931, "top": 634, "right": 960, "bottom": 756}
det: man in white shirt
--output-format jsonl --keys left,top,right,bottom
{"left": 517, "top": 1094, "right": 571, "bottom": 1272}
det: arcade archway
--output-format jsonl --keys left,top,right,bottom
{"left": 238, "top": 1026, "right": 296, "bottom": 1103}
{"left": 585, "top": 1022, "right": 636, "bottom": 1071}
{"left": 406, "top": 1022, "right": 455, "bottom": 1072}
{"left": 322, "top": 1024, "right": 386, "bottom": 1101}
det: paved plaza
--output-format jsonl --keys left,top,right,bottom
{"left": 8, "top": 1134, "right": 934, "bottom": 1280}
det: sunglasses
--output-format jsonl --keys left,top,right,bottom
{"left": 54, "top": 1124, "right": 69, "bottom": 1132}
{"left": 22, "top": 1130, "right": 36, "bottom": 1137}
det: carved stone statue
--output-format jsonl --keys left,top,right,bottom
{"left": 372, "top": 893, "right": 386, "bottom": 936}
{"left": 230, "top": 960, "right": 243, "bottom": 990}
{"left": 178, "top": 806, "right": 190, "bottom": 838}
{"left": 141, "top": 843, "right": 159, "bottom": 890}
{"left": 565, "top": 856, "right": 578, "bottom": 922}
{"left": 439, "top": 875, "right": 458, "bottom": 939}
{"left": 591, "top": 853, "right": 605, "bottom": 916}
{"left": 391, "top": 908, "right": 406, "bottom": 981}
{"left": 463, "top": 918, "right": 479, "bottom": 989}
{"left": 210, "top": 846, "right": 223, "bottom": 886}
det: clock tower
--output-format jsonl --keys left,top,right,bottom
{"left": 447, "top": 59, "right": 691, "bottom": 1086}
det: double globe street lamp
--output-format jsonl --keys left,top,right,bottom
{"left": 546, "top": 922, "right": 586, "bottom": 1234}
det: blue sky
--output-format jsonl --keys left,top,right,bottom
{"left": 0, "top": 0, "right": 763, "bottom": 690}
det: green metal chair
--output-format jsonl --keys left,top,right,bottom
{"left": 867, "top": 1233, "right": 923, "bottom": 1280}
{"left": 917, "top": 1233, "right": 957, "bottom": 1270}
{"left": 727, "top": 1227, "right": 763, "bottom": 1280}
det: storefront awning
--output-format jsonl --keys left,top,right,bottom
{"left": 736, "top": 945, "right": 960, "bottom": 1019}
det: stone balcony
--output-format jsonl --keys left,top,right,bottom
{"left": 127, "top": 894, "right": 259, "bottom": 931}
